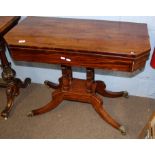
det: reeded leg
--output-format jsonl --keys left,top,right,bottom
{"left": 96, "top": 81, "right": 129, "bottom": 98}
{"left": 91, "top": 94, "right": 126, "bottom": 135}
{"left": 28, "top": 65, "right": 72, "bottom": 117}
{"left": 27, "top": 92, "right": 63, "bottom": 116}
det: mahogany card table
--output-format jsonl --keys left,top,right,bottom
{"left": 5, "top": 17, "right": 151, "bottom": 134}
{"left": 0, "top": 17, "right": 31, "bottom": 119}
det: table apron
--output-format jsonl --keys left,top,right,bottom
{"left": 9, "top": 47, "right": 149, "bottom": 72}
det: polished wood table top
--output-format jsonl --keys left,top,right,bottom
{"left": 5, "top": 17, "right": 151, "bottom": 72}
{"left": 0, "top": 16, "right": 20, "bottom": 36}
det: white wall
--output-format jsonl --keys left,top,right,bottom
{"left": 1, "top": 16, "right": 155, "bottom": 99}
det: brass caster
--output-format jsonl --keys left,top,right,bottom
{"left": 1, "top": 112, "right": 9, "bottom": 120}
{"left": 27, "top": 111, "right": 34, "bottom": 117}
{"left": 4, "top": 117, "right": 8, "bottom": 120}
{"left": 0, "top": 116, "right": 8, "bottom": 120}
{"left": 119, "top": 126, "right": 127, "bottom": 135}
{"left": 123, "top": 91, "right": 129, "bottom": 98}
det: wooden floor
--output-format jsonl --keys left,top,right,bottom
{"left": 0, "top": 83, "right": 155, "bottom": 139}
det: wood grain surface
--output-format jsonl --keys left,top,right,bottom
{"left": 5, "top": 17, "right": 151, "bottom": 56}
{"left": 0, "top": 16, "right": 20, "bottom": 36}
{"left": 5, "top": 17, "right": 151, "bottom": 72}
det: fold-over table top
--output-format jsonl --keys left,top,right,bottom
{"left": 5, "top": 17, "right": 151, "bottom": 57}
{"left": 0, "top": 16, "right": 20, "bottom": 36}
{"left": 5, "top": 17, "right": 151, "bottom": 72}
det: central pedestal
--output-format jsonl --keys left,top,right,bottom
{"left": 28, "top": 65, "right": 128, "bottom": 135}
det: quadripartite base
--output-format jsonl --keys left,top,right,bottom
{"left": 28, "top": 66, "right": 128, "bottom": 135}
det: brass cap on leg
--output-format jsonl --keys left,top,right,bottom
{"left": 27, "top": 111, "right": 34, "bottom": 117}
{"left": 119, "top": 126, "right": 127, "bottom": 135}
{"left": 4, "top": 117, "right": 8, "bottom": 120}
{"left": 1, "top": 111, "right": 9, "bottom": 120}
{"left": 123, "top": 91, "right": 129, "bottom": 98}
